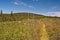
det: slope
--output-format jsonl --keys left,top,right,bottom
{"left": 0, "top": 13, "right": 60, "bottom": 40}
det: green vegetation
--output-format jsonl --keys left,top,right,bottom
{"left": 0, "top": 13, "right": 60, "bottom": 40}
{"left": 0, "top": 13, "right": 57, "bottom": 21}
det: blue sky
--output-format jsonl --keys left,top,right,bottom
{"left": 0, "top": 0, "right": 60, "bottom": 16}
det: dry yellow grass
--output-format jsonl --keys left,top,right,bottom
{"left": 0, "top": 18, "right": 60, "bottom": 40}
{"left": 40, "top": 24, "right": 49, "bottom": 40}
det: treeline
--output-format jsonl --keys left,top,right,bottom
{"left": 0, "top": 10, "right": 15, "bottom": 22}
{"left": 0, "top": 10, "right": 13, "bottom": 16}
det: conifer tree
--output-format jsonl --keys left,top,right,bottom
{"left": 11, "top": 11, "right": 13, "bottom": 16}
{"left": 1, "top": 10, "right": 3, "bottom": 15}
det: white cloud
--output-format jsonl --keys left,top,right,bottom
{"left": 14, "top": 2, "right": 19, "bottom": 5}
{"left": 20, "top": 2, "right": 27, "bottom": 6}
{"left": 13, "top": 1, "right": 35, "bottom": 9}
{"left": 20, "top": 2, "right": 34, "bottom": 8}
{"left": 47, "top": 12, "right": 60, "bottom": 17}
{"left": 28, "top": 6, "right": 33, "bottom": 8}
{"left": 33, "top": 0, "right": 39, "bottom": 2}
{"left": 52, "top": 6, "right": 57, "bottom": 9}
{"left": 28, "top": 5, "right": 34, "bottom": 8}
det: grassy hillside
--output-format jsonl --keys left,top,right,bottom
{"left": 0, "top": 13, "right": 60, "bottom": 40}
{"left": 0, "top": 13, "right": 59, "bottom": 21}
{"left": 0, "top": 13, "right": 44, "bottom": 21}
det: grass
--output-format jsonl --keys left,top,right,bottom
{"left": 0, "top": 13, "right": 60, "bottom": 40}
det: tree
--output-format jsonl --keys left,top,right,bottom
{"left": 11, "top": 11, "right": 13, "bottom": 16}
{"left": 0, "top": 10, "right": 3, "bottom": 15}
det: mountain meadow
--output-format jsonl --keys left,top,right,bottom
{"left": 0, "top": 13, "right": 60, "bottom": 40}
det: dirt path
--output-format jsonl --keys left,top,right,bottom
{"left": 40, "top": 24, "right": 49, "bottom": 40}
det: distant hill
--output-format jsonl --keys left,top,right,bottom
{"left": 0, "top": 12, "right": 60, "bottom": 21}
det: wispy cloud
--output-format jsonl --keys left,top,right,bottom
{"left": 33, "top": 0, "right": 39, "bottom": 2}
{"left": 14, "top": 2, "right": 19, "bottom": 5}
{"left": 12, "top": 0, "right": 35, "bottom": 9}
{"left": 51, "top": 6, "right": 57, "bottom": 9}
{"left": 20, "top": 2, "right": 27, "bottom": 6}
{"left": 28, "top": 6, "right": 33, "bottom": 8}
{"left": 20, "top": 2, "right": 34, "bottom": 8}
{"left": 47, "top": 12, "right": 60, "bottom": 17}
